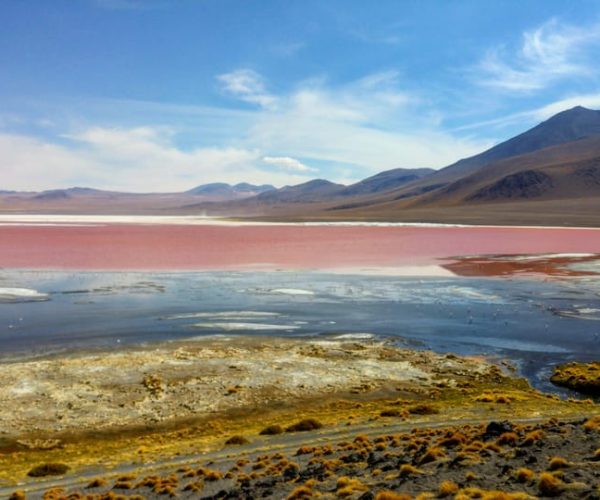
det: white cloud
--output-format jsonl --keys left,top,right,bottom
{"left": 475, "top": 19, "right": 600, "bottom": 92}
{"left": 233, "top": 70, "right": 490, "bottom": 173}
{"left": 0, "top": 69, "right": 494, "bottom": 192}
{"left": 262, "top": 156, "right": 316, "bottom": 173}
{"left": 217, "top": 69, "right": 278, "bottom": 109}
{"left": 0, "top": 128, "right": 314, "bottom": 192}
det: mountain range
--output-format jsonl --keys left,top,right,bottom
{"left": 3, "top": 106, "right": 600, "bottom": 225}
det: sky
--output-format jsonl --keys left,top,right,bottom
{"left": 3, "top": 0, "right": 600, "bottom": 192}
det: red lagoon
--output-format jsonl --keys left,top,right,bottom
{"left": 1, "top": 223, "right": 600, "bottom": 271}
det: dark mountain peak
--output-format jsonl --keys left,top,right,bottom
{"left": 532, "top": 106, "right": 600, "bottom": 128}
{"left": 341, "top": 167, "right": 435, "bottom": 196}
{"left": 438, "top": 105, "right": 600, "bottom": 180}
{"left": 255, "top": 178, "right": 346, "bottom": 203}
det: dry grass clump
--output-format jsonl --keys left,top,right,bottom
{"left": 496, "top": 432, "right": 519, "bottom": 446}
{"left": 287, "top": 485, "right": 313, "bottom": 499}
{"left": 548, "top": 456, "right": 569, "bottom": 470}
{"left": 583, "top": 415, "right": 600, "bottom": 431}
{"left": 296, "top": 446, "right": 315, "bottom": 456}
{"left": 380, "top": 409, "right": 408, "bottom": 418}
{"left": 438, "top": 432, "right": 467, "bottom": 448}
{"left": 260, "top": 424, "right": 284, "bottom": 435}
{"left": 465, "top": 471, "right": 477, "bottom": 481}
{"left": 474, "top": 393, "right": 512, "bottom": 404}
{"left": 513, "top": 468, "right": 534, "bottom": 483}
{"left": 408, "top": 404, "right": 439, "bottom": 415}
{"left": 224, "top": 435, "right": 250, "bottom": 445}
{"left": 376, "top": 492, "right": 412, "bottom": 500}
{"left": 27, "top": 463, "right": 70, "bottom": 477}
{"left": 336, "top": 476, "right": 369, "bottom": 497}
{"left": 113, "top": 481, "right": 134, "bottom": 490}
{"left": 483, "top": 442, "right": 502, "bottom": 453}
{"left": 354, "top": 434, "right": 371, "bottom": 445}
{"left": 136, "top": 472, "right": 179, "bottom": 495}
{"left": 521, "top": 430, "right": 544, "bottom": 446}
{"left": 438, "top": 480, "right": 459, "bottom": 497}
{"left": 41, "top": 488, "right": 65, "bottom": 500}
{"left": 286, "top": 418, "right": 323, "bottom": 432}
{"left": 418, "top": 446, "right": 447, "bottom": 465}
{"left": 201, "top": 469, "right": 223, "bottom": 481}
{"left": 399, "top": 464, "right": 423, "bottom": 477}
{"left": 182, "top": 480, "right": 204, "bottom": 493}
{"left": 538, "top": 472, "right": 565, "bottom": 497}
{"left": 86, "top": 478, "right": 108, "bottom": 488}
{"left": 550, "top": 361, "right": 600, "bottom": 394}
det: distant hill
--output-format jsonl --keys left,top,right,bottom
{"left": 186, "top": 183, "right": 274, "bottom": 197}
{"left": 0, "top": 182, "right": 275, "bottom": 214}
{"left": 339, "top": 168, "right": 434, "bottom": 196}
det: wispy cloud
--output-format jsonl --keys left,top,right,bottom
{"left": 474, "top": 19, "right": 600, "bottom": 92}
{"left": 2, "top": 67, "right": 496, "bottom": 192}
{"left": 262, "top": 156, "right": 316, "bottom": 173}
{"left": 222, "top": 69, "right": 489, "bottom": 174}
{"left": 217, "top": 69, "right": 278, "bottom": 109}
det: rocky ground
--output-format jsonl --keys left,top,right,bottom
{"left": 0, "top": 337, "right": 596, "bottom": 496}
{"left": 9, "top": 417, "right": 600, "bottom": 499}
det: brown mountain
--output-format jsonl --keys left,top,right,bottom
{"left": 4, "top": 106, "right": 600, "bottom": 225}
{"left": 0, "top": 183, "right": 275, "bottom": 214}
{"left": 222, "top": 106, "right": 600, "bottom": 226}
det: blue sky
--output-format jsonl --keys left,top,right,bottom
{"left": 3, "top": 0, "right": 600, "bottom": 191}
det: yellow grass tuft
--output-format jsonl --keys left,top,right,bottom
{"left": 538, "top": 472, "right": 565, "bottom": 497}
{"left": 438, "top": 480, "right": 459, "bottom": 497}
{"left": 515, "top": 468, "right": 535, "bottom": 483}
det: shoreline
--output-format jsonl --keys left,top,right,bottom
{"left": 2, "top": 213, "right": 600, "bottom": 230}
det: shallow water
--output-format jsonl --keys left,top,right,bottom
{"left": 0, "top": 269, "right": 599, "bottom": 395}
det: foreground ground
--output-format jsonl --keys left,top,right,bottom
{"left": 0, "top": 337, "right": 596, "bottom": 498}
{"left": 15, "top": 416, "right": 600, "bottom": 499}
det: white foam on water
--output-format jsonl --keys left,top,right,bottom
{"left": 269, "top": 288, "right": 315, "bottom": 296}
{"left": 164, "top": 311, "right": 280, "bottom": 320}
{"left": 492, "top": 253, "right": 597, "bottom": 261}
{"left": 448, "top": 286, "right": 500, "bottom": 302}
{"left": 328, "top": 265, "right": 455, "bottom": 277}
{"left": 0, "top": 287, "right": 49, "bottom": 302}
{"left": 190, "top": 322, "right": 299, "bottom": 331}
{"left": 332, "top": 333, "right": 375, "bottom": 340}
